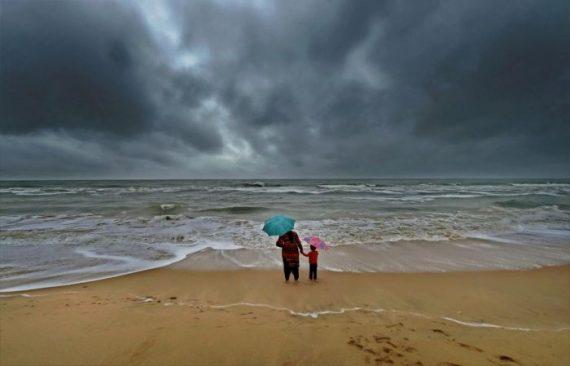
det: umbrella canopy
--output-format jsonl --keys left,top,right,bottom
{"left": 263, "top": 215, "right": 295, "bottom": 237}
{"left": 303, "top": 236, "right": 329, "bottom": 250}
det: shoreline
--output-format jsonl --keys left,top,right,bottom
{"left": 3, "top": 241, "right": 569, "bottom": 294}
{"left": 2, "top": 260, "right": 569, "bottom": 295}
{"left": 1, "top": 264, "right": 569, "bottom": 365}
{"left": 2, "top": 262, "right": 569, "bottom": 296}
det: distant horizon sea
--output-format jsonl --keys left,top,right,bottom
{"left": 1, "top": 178, "right": 569, "bottom": 292}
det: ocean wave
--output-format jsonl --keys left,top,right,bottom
{"left": 494, "top": 199, "right": 561, "bottom": 209}
{"left": 2, "top": 231, "right": 569, "bottom": 292}
{"left": 0, "top": 213, "right": 113, "bottom": 232}
{"left": 3, "top": 204, "right": 567, "bottom": 249}
{"left": 145, "top": 203, "right": 185, "bottom": 215}
{"left": 241, "top": 182, "right": 266, "bottom": 187}
{"left": 2, "top": 179, "right": 568, "bottom": 291}
{"left": 205, "top": 186, "right": 322, "bottom": 194}
{"left": 198, "top": 206, "right": 271, "bottom": 214}
{"left": 0, "top": 185, "right": 198, "bottom": 196}
{"left": 511, "top": 183, "right": 570, "bottom": 188}
{"left": 160, "top": 203, "right": 177, "bottom": 211}
{"left": 202, "top": 183, "right": 569, "bottom": 198}
{"left": 0, "top": 240, "right": 243, "bottom": 292}
{"left": 0, "top": 187, "right": 70, "bottom": 196}
{"left": 3, "top": 180, "right": 568, "bottom": 198}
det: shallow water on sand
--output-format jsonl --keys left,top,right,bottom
{"left": 1, "top": 179, "right": 569, "bottom": 291}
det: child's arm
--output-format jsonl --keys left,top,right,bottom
{"left": 301, "top": 252, "right": 309, "bottom": 257}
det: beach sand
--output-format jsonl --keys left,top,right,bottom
{"left": 1, "top": 265, "right": 569, "bottom": 366}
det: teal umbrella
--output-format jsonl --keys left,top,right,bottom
{"left": 263, "top": 215, "right": 295, "bottom": 236}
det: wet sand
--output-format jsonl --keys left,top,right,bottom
{"left": 1, "top": 265, "right": 569, "bottom": 366}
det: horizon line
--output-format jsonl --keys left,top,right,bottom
{"left": 1, "top": 177, "right": 569, "bottom": 182}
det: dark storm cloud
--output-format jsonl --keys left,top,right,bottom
{"left": 393, "top": 1, "right": 570, "bottom": 142}
{"left": 0, "top": 0, "right": 154, "bottom": 135}
{"left": 1, "top": 0, "right": 568, "bottom": 178}
{"left": 0, "top": 0, "right": 223, "bottom": 159}
{"left": 202, "top": 0, "right": 569, "bottom": 176}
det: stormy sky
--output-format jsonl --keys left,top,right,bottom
{"left": 1, "top": 0, "right": 569, "bottom": 179}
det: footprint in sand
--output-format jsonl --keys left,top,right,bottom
{"left": 350, "top": 334, "right": 418, "bottom": 366}
{"left": 404, "top": 345, "right": 416, "bottom": 353}
{"left": 431, "top": 329, "right": 450, "bottom": 337}
{"left": 347, "top": 338, "right": 364, "bottom": 350}
{"left": 374, "top": 356, "right": 394, "bottom": 365}
{"left": 130, "top": 338, "right": 156, "bottom": 364}
{"left": 496, "top": 355, "right": 519, "bottom": 364}
{"left": 373, "top": 335, "right": 391, "bottom": 343}
{"left": 457, "top": 342, "right": 483, "bottom": 353}
{"left": 372, "top": 335, "right": 398, "bottom": 349}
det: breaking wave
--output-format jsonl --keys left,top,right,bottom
{"left": 1, "top": 179, "right": 568, "bottom": 292}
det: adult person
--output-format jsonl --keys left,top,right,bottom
{"left": 276, "top": 230, "right": 305, "bottom": 282}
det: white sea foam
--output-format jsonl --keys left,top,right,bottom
{"left": 1, "top": 179, "right": 569, "bottom": 291}
{"left": 0, "top": 241, "right": 243, "bottom": 292}
{"left": 209, "top": 302, "right": 367, "bottom": 318}
{"left": 439, "top": 317, "right": 533, "bottom": 331}
{"left": 160, "top": 203, "right": 177, "bottom": 211}
{"left": 206, "top": 302, "right": 570, "bottom": 331}
{"left": 6, "top": 288, "right": 567, "bottom": 333}
{"left": 2, "top": 180, "right": 568, "bottom": 197}
{"left": 0, "top": 293, "right": 46, "bottom": 298}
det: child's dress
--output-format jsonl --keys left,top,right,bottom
{"left": 304, "top": 251, "right": 319, "bottom": 280}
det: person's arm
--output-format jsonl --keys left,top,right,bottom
{"left": 301, "top": 251, "right": 308, "bottom": 257}
{"left": 296, "top": 234, "right": 305, "bottom": 254}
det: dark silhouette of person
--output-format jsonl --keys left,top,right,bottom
{"left": 276, "top": 230, "right": 304, "bottom": 282}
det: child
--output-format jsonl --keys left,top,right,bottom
{"left": 302, "top": 245, "right": 319, "bottom": 280}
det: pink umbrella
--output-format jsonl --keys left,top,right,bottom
{"left": 303, "top": 236, "right": 329, "bottom": 250}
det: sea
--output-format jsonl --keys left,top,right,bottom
{"left": 1, "top": 179, "right": 569, "bottom": 292}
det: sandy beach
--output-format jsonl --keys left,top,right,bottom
{"left": 1, "top": 264, "right": 569, "bottom": 366}
{"left": 2, "top": 0, "right": 569, "bottom": 363}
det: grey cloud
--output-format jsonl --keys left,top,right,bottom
{"left": 206, "top": 0, "right": 569, "bottom": 176}
{"left": 400, "top": 1, "right": 570, "bottom": 144}
{"left": 0, "top": 0, "right": 155, "bottom": 136}
{"left": 0, "top": 0, "right": 568, "bottom": 178}
{"left": 158, "top": 112, "right": 223, "bottom": 153}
